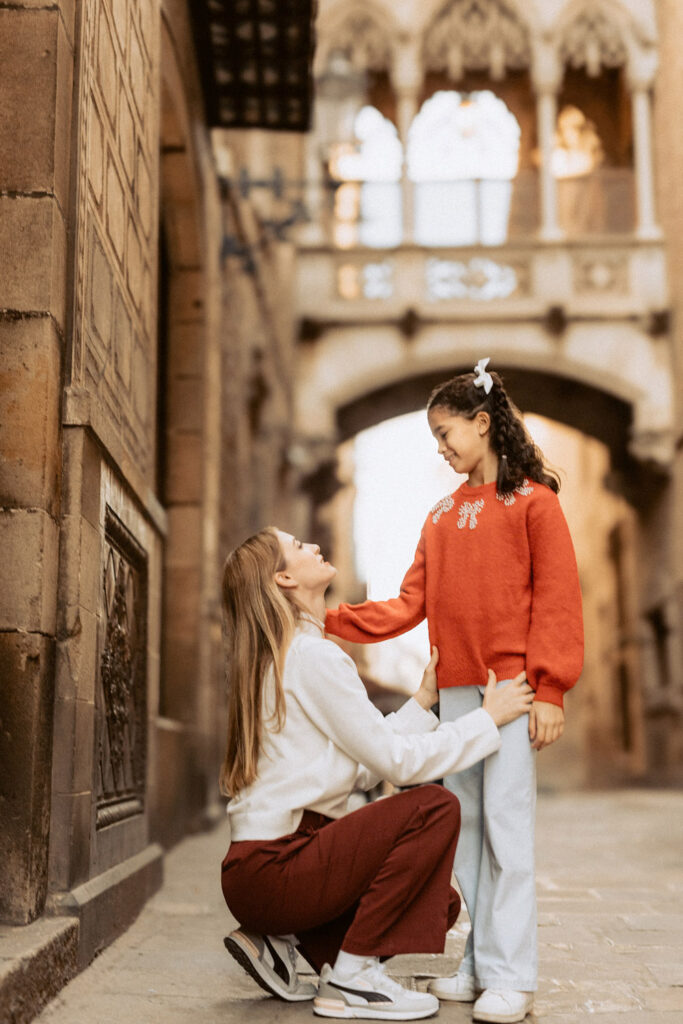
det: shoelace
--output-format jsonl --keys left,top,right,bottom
{"left": 359, "top": 961, "right": 410, "bottom": 999}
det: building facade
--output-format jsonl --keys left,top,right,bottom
{"left": 294, "top": 0, "right": 682, "bottom": 787}
{"left": 0, "top": 0, "right": 313, "bottom": 1014}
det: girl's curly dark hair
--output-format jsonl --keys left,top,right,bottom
{"left": 427, "top": 369, "right": 560, "bottom": 495}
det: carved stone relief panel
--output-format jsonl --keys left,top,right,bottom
{"left": 336, "top": 260, "right": 395, "bottom": 300}
{"left": 425, "top": 254, "right": 530, "bottom": 300}
{"left": 573, "top": 251, "right": 629, "bottom": 295}
{"left": 96, "top": 506, "right": 148, "bottom": 829}
{"left": 424, "top": 0, "right": 531, "bottom": 81}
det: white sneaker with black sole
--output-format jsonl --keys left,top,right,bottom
{"left": 314, "top": 961, "right": 439, "bottom": 1020}
{"left": 223, "top": 929, "right": 317, "bottom": 1001}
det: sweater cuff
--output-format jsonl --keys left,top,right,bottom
{"left": 394, "top": 696, "right": 439, "bottom": 734}
{"left": 533, "top": 683, "right": 565, "bottom": 709}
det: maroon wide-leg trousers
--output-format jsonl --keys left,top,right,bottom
{"left": 221, "top": 784, "right": 461, "bottom": 972}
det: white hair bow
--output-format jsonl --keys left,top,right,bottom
{"left": 473, "top": 357, "right": 493, "bottom": 394}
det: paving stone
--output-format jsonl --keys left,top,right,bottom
{"left": 33, "top": 791, "right": 683, "bottom": 1024}
{"left": 538, "top": 1015, "right": 683, "bottom": 1024}
{"left": 618, "top": 913, "right": 683, "bottom": 931}
{"left": 643, "top": 986, "right": 683, "bottom": 1011}
{"left": 645, "top": 963, "right": 683, "bottom": 986}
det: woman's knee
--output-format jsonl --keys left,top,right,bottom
{"left": 438, "top": 786, "right": 461, "bottom": 827}
{"left": 412, "top": 783, "right": 461, "bottom": 827}
{"left": 426, "top": 782, "right": 460, "bottom": 808}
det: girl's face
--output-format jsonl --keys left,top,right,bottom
{"left": 428, "top": 405, "right": 492, "bottom": 478}
{"left": 275, "top": 530, "right": 337, "bottom": 593}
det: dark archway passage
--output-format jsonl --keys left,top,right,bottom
{"left": 337, "top": 366, "right": 634, "bottom": 473}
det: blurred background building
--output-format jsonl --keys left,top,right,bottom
{"left": 1, "top": 0, "right": 682, "bottom": 1016}
{"left": 299, "top": 0, "right": 679, "bottom": 797}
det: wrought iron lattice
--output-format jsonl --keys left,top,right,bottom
{"left": 191, "top": 0, "right": 317, "bottom": 131}
{"left": 96, "top": 508, "right": 148, "bottom": 829}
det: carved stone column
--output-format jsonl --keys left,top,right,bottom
{"left": 532, "top": 44, "right": 563, "bottom": 241}
{"left": 391, "top": 38, "right": 422, "bottom": 245}
{"left": 628, "top": 51, "right": 660, "bottom": 240}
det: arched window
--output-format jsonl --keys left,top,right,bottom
{"left": 407, "top": 90, "right": 520, "bottom": 246}
{"left": 328, "top": 105, "right": 403, "bottom": 248}
{"left": 556, "top": 7, "right": 636, "bottom": 235}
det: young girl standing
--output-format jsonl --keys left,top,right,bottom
{"left": 325, "top": 359, "right": 584, "bottom": 1024}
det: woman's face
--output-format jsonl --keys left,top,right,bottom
{"left": 275, "top": 530, "right": 337, "bottom": 592}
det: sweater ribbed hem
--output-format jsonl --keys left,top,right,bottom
{"left": 438, "top": 659, "right": 525, "bottom": 690}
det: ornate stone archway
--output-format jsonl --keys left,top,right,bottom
{"left": 295, "top": 320, "right": 674, "bottom": 470}
{"left": 335, "top": 365, "right": 634, "bottom": 470}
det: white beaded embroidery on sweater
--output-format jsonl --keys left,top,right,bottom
{"left": 432, "top": 480, "right": 533, "bottom": 531}
{"left": 458, "top": 498, "right": 485, "bottom": 529}
{"left": 496, "top": 479, "right": 534, "bottom": 506}
{"left": 431, "top": 495, "right": 455, "bottom": 524}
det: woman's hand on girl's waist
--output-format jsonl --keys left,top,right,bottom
{"left": 482, "top": 669, "right": 535, "bottom": 727}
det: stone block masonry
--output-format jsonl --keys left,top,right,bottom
{"left": 0, "top": 0, "right": 74, "bottom": 926}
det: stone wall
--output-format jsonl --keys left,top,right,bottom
{"left": 0, "top": 0, "right": 75, "bottom": 925}
{"left": 47, "top": 0, "right": 164, "bottom": 929}
{"left": 66, "top": 0, "right": 160, "bottom": 485}
{"left": 0, "top": 0, "right": 304, "bottom": 950}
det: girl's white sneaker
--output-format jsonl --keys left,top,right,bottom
{"left": 472, "top": 988, "right": 534, "bottom": 1023}
{"left": 427, "top": 972, "right": 478, "bottom": 1001}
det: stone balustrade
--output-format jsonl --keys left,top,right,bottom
{"left": 296, "top": 236, "right": 667, "bottom": 325}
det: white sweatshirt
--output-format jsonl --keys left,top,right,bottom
{"left": 227, "top": 619, "right": 501, "bottom": 841}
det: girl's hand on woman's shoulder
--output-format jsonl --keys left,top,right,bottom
{"left": 414, "top": 646, "right": 439, "bottom": 710}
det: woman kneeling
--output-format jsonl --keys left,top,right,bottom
{"left": 220, "top": 528, "right": 533, "bottom": 1021}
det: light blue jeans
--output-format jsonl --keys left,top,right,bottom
{"left": 441, "top": 683, "right": 537, "bottom": 992}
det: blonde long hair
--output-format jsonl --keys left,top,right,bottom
{"left": 220, "top": 527, "right": 300, "bottom": 797}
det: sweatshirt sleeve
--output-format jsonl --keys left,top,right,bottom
{"left": 292, "top": 639, "right": 501, "bottom": 787}
{"left": 354, "top": 696, "right": 439, "bottom": 791}
{"left": 325, "top": 529, "right": 427, "bottom": 643}
{"left": 526, "top": 492, "right": 584, "bottom": 708}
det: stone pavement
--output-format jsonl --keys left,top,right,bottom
{"left": 34, "top": 790, "right": 683, "bottom": 1024}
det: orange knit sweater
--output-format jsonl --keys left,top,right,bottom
{"left": 326, "top": 479, "right": 584, "bottom": 709}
